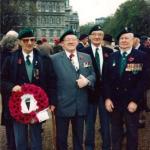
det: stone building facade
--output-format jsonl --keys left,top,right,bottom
{"left": 1, "top": 0, "right": 79, "bottom": 41}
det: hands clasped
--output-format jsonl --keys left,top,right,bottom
{"left": 76, "top": 74, "right": 89, "bottom": 88}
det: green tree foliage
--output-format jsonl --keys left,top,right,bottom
{"left": 80, "top": 0, "right": 150, "bottom": 41}
{"left": 1, "top": 0, "right": 37, "bottom": 35}
{"left": 79, "top": 22, "right": 95, "bottom": 35}
{"left": 102, "top": 0, "right": 150, "bottom": 40}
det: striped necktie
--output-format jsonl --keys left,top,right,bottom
{"left": 119, "top": 52, "right": 127, "bottom": 75}
{"left": 26, "top": 55, "right": 31, "bottom": 65}
{"left": 95, "top": 48, "right": 100, "bottom": 70}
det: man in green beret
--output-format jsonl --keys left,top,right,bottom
{"left": 1, "top": 28, "right": 57, "bottom": 150}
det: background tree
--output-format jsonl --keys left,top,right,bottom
{"left": 102, "top": 0, "right": 150, "bottom": 40}
{"left": 80, "top": 0, "right": 150, "bottom": 41}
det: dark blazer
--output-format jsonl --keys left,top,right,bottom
{"left": 79, "top": 45, "right": 113, "bottom": 102}
{"left": 1, "top": 48, "right": 57, "bottom": 124}
{"left": 103, "top": 49, "right": 148, "bottom": 111}
{"left": 76, "top": 42, "right": 85, "bottom": 51}
{"left": 51, "top": 51, "right": 95, "bottom": 117}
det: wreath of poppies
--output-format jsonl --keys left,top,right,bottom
{"left": 9, "top": 84, "right": 49, "bottom": 124}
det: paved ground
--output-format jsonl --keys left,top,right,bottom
{"left": 0, "top": 112, "right": 150, "bottom": 150}
{"left": 0, "top": 90, "right": 150, "bottom": 150}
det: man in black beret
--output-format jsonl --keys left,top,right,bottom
{"left": 79, "top": 25, "right": 113, "bottom": 150}
{"left": 76, "top": 34, "right": 89, "bottom": 51}
{"left": 104, "top": 27, "right": 148, "bottom": 150}
{"left": 1, "top": 28, "right": 57, "bottom": 150}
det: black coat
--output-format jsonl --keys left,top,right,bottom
{"left": 79, "top": 45, "right": 113, "bottom": 102}
{"left": 1, "top": 48, "right": 57, "bottom": 124}
{"left": 103, "top": 49, "right": 148, "bottom": 111}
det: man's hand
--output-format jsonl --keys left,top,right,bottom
{"left": 12, "top": 85, "right": 21, "bottom": 92}
{"left": 76, "top": 74, "right": 89, "bottom": 88}
{"left": 105, "top": 98, "right": 114, "bottom": 112}
{"left": 49, "top": 105, "right": 55, "bottom": 112}
{"left": 127, "top": 101, "right": 138, "bottom": 113}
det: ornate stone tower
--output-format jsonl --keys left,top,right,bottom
{"left": 1, "top": 0, "right": 79, "bottom": 42}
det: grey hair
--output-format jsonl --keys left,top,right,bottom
{"left": 0, "top": 35, "right": 18, "bottom": 50}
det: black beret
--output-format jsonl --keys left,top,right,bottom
{"left": 18, "top": 28, "right": 34, "bottom": 39}
{"left": 140, "top": 35, "right": 148, "bottom": 42}
{"left": 59, "top": 30, "right": 76, "bottom": 42}
{"left": 89, "top": 25, "right": 102, "bottom": 35}
{"left": 104, "top": 34, "right": 114, "bottom": 42}
{"left": 79, "top": 34, "right": 88, "bottom": 40}
{"left": 117, "top": 27, "right": 133, "bottom": 40}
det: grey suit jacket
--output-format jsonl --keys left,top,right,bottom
{"left": 51, "top": 51, "right": 95, "bottom": 117}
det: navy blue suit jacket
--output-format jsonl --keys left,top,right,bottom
{"left": 79, "top": 45, "right": 113, "bottom": 102}
{"left": 103, "top": 49, "right": 148, "bottom": 111}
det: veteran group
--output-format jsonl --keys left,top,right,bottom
{"left": 0, "top": 25, "right": 150, "bottom": 150}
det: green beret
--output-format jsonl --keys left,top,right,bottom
{"left": 18, "top": 28, "right": 34, "bottom": 39}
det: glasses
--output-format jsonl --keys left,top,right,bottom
{"left": 22, "top": 38, "right": 36, "bottom": 43}
{"left": 91, "top": 33, "right": 104, "bottom": 37}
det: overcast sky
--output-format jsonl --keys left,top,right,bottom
{"left": 69, "top": 0, "right": 128, "bottom": 25}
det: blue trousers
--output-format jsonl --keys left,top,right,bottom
{"left": 110, "top": 110, "right": 139, "bottom": 150}
{"left": 13, "top": 121, "right": 42, "bottom": 150}
{"left": 85, "top": 96, "right": 111, "bottom": 150}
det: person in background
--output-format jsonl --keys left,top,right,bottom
{"left": 79, "top": 25, "right": 113, "bottom": 150}
{"left": 51, "top": 30, "right": 95, "bottom": 150}
{"left": 38, "top": 37, "right": 53, "bottom": 55}
{"left": 76, "top": 34, "right": 89, "bottom": 51}
{"left": 103, "top": 34, "right": 114, "bottom": 51}
{"left": 0, "top": 31, "right": 19, "bottom": 150}
{"left": 52, "top": 36, "right": 63, "bottom": 54}
{"left": 104, "top": 28, "right": 148, "bottom": 150}
{"left": 1, "top": 28, "right": 57, "bottom": 150}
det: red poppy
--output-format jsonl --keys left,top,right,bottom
{"left": 18, "top": 58, "right": 22, "bottom": 64}
{"left": 128, "top": 57, "right": 134, "bottom": 62}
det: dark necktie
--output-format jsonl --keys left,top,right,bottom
{"left": 119, "top": 52, "right": 127, "bottom": 75}
{"left": 95, "top": 48, "right": 100, "bottom": 70}
{"left": 69, "top": 53, "right": 74, "bottom": 61}
{"left": 26, "top": 55, "right": 31, "bottom": 65}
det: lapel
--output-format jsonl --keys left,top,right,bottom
{"left": 112, "top": 51, "right": 121, "bottom": 77}
{"left": 32, "top": 50, "right": 41, "bottom": 82}
{"left": 17, "top": 50, "right": 30, "bottom": 82}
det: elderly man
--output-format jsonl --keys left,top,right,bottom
{"left": 1, "top": 28, "right": 57, "bottom": 150}
{"left": 79, "top": 25, "right": 113, "bottom": 150}
{"left": 51, "top": 30, "right": 95, "bottom": 150}
{"left": 104, "top": 28, "right": 148, "bottom": 150}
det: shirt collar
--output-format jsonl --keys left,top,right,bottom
{"left": 22, "top": 50, "right": 34, "bottom": 62}
{"left": 65, "top": 50, "right": 77, "bottom": 58}
{"left": 120, "top": 48, "right": 132, "bottom": 56}
{"left": 91, "top": 44, "right": 102, "bottom": 51}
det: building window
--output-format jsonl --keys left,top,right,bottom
{"left": 49, "top": 29, "right": 54, "bottom": 37}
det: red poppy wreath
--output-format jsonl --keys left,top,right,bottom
{"left": 9, "top": 84, "right": 49, "bottom": 124}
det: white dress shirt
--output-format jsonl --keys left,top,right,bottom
{"left": 65, "top": 50, "right": 79, "bottom": 71}
{"left": 91, "top": 44, "right": 103, "bottom": 74}
{"left": 22, "top": 51, "right": 34, "bottom": 64}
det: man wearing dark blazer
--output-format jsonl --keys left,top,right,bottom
{"left": 79, "top": 25, "right": 113, "bottom": 150}
{"left": 104, "top": 28, "right": 148, "bottom": 150}
{"left": 1, "top": 28, "right": 57, "bottom": 150}
{"left": 51, "top": 30, "right": 95, "bottom": 150}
